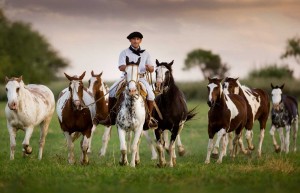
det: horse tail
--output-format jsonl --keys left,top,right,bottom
{"left": 186, "top": 106, "right": 198, "bottom": 122}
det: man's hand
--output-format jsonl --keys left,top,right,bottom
{"left": 145, "top": 64, "right": 154, "bottom": 73}
{"left": 119, "top": 65, "right": 126, "bottom": 72}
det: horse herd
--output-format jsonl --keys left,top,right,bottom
{"left": 4, "top": 58, "right": 299, "bottom": 167}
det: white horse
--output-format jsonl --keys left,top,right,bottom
{"left": 117, "top": 56, "right": 146, "bottom": 167}
{"left": 5, "top": 76, "right": 55, "bottom": 160}
{"left": 87, "top": 71, "right": 157, "bottom": 159}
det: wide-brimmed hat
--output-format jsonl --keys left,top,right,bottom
{"left": 127, "top": 31, "right": 143, "bottom": 39}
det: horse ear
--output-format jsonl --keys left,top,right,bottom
{"left": 100, "top": 71, "right": 103, "bottom": 77}
{"left": 64, "top": 72, "right": 72, "bottom": 81}
{"left": 235, "top": 77, "right": 239, "bottom": 81}
{"left": 5, "top": 76, "right": 9, "bottom": 83}
{"left": 156, "top": 59, "right": 160, "bottom": 66}
{"left": 126, "top": 56, "right": 129, "bottom": 65}
{"left": 136, "top": 57, "right": 141, "bottom": 65}
{"left": 271, "top": 83, "right": 275, "bottom": 89}
{"left": 17, "top": 76, "right": 23, "bottom": 82}
{"left": 208, "top": 77, "right": 212, "bottom": 82}
{"left": 79, "top": 71, "right": 86, "bottom": 80}
{"left": 280, "top": 84, "right": 285, "bottom": 90}
{"left": 91, "top": 70, "right": 95, "bottom": 76}
{"left": 169, "top": 60, "right": 174, "bottom": 66}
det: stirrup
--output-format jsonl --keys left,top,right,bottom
{"left": 148, "top": 117, "right": 158, "bottom": 130}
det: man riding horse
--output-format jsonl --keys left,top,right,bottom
{"left": 100, "top": 31, "right": 158, "bottom": 130}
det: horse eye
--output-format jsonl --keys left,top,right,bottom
{"left": 5, "top": 88, "right": 8, "bottom": 92}
{"left": 88, "top": 80, "right": 90, "bottom": 85}
{"left": 16, "top": 88, "right": 20, "bottom": 93}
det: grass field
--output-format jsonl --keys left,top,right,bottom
{"left": 0, "top": 101, "right": 299, "bottom": 193}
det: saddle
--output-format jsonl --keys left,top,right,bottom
{"left": 115, "top": 79, "right": 147, "bottom": 99}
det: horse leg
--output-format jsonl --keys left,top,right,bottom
{"left": 292, "top": 118, "right": 298, "bottom": 152}
{"left": 143, "top": 130, "right": 158, "bottom": 160}
{"left": 130, "top": 126, "right": 143, "bottom": 167}
{"left": 99, "top": 126, "right": 112, "bottom": 157}
{"left": 217, "top": 134, "right": 227, "bottom": 164}
{"left": 8, "top": 124, "right": 17, "bottom": 160}
{"left": 285, "top": 125, "right": 291, "bottom": 154}
{"left": 177, "top": 134, "right": 185, "bottom": 157}
{"left": 118, "top": 127, "right": 128, "bottom": 166}
{"left": 163, "top": 130, "right": 170, "bottom": 154}
{"left": 205, "top": 138, "right": 214, "bottom": 164}
{"left": 38, "top": 119, "right": 50, "bottom": 160}
{"left": 80, "top": 133, "right": 91, "bottom": 165}
{"left": 127, "top": 131, "right": 133, "bottom": 154}
{"left": 223, "top": 133, "right": 229, "bottom": 156}
{"left": 212, "top": 128, "right": 225, "bottom": 159}
{"left": 270, "top": 125, "right": 280, "bottom": 153}
{"left": 135, "top": 136, "right": 141, "bottom": 165}
{"left": 22, "top": 127, "right": 34, "bottom": 157}
{"left": 227, "top": 132, "right": 234, "bottom": 156}
{"left": 87, "top": 124, "right": 96, "bottom": 154}
{"left": 64, "top": 132, "right": 75, "bottom": 164}
{"left": 245, "top": 129, "right": 255, "bottom": 151}
{"left": 155, "top": 130, "right": 166, "bottom": 167}
{"left": 278, "top": 127, "right": 285, "bottom": 152}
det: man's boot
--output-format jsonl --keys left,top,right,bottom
{"left": 99, "top": 97, "right": 117, "bottom": 126}
{"left": 144, "top": 100, "right": 158, "bottom": 130}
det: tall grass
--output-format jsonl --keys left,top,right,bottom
{"left": 0, "top": 101, "right": 299, "bottom": 193}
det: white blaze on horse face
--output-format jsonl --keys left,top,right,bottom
{"left": 207, "top": 83, "right": 218, "bottom": 103}
{"left": 125, "top": 65, "right": 139, "bottom": 96}
{"left": 223, "top": 82, "right": 229, "bottom": 95}
{"left": 70, "top": 80, "right": 81, "bottom": 107}
{"left": 87, "top": 77, "right": 96, "bottom": 94}
{"left": 6, "top": 80, "right": 23, "bottom": 110}
{"left": 156, "top": 66, "right": 168, "bottom": 84}
{"left": 271, "top": 88, "right": 282, "bottom": 105}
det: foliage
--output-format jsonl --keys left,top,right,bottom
{"left": 183, "top": 49, "right": 229, "bottom": 79}
{"left": 0, "top": 9, "right": 69, "bottom": 84}
{"left": 281, "top": 36, "right": 300, "bottom": 64}
{"left": 0, "top": 101, "right": 299, "bottom": 193}
{"left": 248, "top": 64, "right": 294, "bottom": 79}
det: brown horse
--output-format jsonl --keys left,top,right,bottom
{"left": 56, "top": 71, "right": 96, "bottom": 165}
{"left": 206, "top": 77, "right": 248, "bottom": 164}
{"left": 223, "top": 77, "right": 270, "bottom": 157}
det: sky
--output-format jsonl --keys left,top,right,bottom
{"left": 2, "top": 0, "right": 300, "bottom": 82}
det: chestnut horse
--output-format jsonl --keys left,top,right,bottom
{"left": 206, "top": 77, "right": 248, "bottom": 164}
{"left": 223, "top": 77, "right": 270, "bottom": 157}
{"left": 270, "top": 83, "right": 298, "bottom": 153}
{"left": 56, "top": 71, "right": 96, "bottom": 164}
{"left": 5, "top": 76, "right": 55, "bottom": 160}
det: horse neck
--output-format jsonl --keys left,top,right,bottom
{"left": 163, "top": 75, "right": 177, "bottom": 96}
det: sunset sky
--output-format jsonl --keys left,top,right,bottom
{"left": 2, "top": 0, "right": 300, "bottom": 81}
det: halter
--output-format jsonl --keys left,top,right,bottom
{"left": 69, "top": 80, "right": 86, "bottom": 110}
{"left": 156, "top": 65, "right": 171, "bottom": 94}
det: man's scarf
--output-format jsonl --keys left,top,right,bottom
{"left": 129, "top": 46, "right": 145, "bottom": 56}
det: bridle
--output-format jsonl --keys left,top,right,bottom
{"left": 156, "top": 65, "right": 171, "bottom": 94}
{"left": 69, "top": 80, "right": 86, "bottom": 110}
{"left": 125, "top": 64, "right": 141, "bottom": 99}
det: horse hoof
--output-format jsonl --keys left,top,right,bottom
{"left": 119, "top": 161, "right": 128, "bottom": 166}
{"left": 23, "top": 145, "right": 32, "bottom": 154}
{"left": 135, "top": 160, "right": 140, "bottom": 166}
{"left": 178, "top": 149, "right": 186, "bottom": 157}
{"left": 157, "top": 163, "right": 166, "bottom": 168}
{"left": 211, "top": 153, "right": 218, "bottom": 159}
{"left": 249, "top": 146, "right": 255, "bottom": 151}
{"left": 275, "top": 147, "right": 281, "bottom": 153}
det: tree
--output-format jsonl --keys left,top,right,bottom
{"left": 281, "top": 36, "right": 300, "bottom": 64}
{"left": 248, "top": 64, "right": 294, "bottom": 79}
{"left": 0, "top": 9, "right": 69, "bottom": 84}
{"left": 183, "top": 48, "right": 229, "bottom": 79}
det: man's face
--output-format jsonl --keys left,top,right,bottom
{"left": 130, "top": 37, "right": 142, "bottom": 48}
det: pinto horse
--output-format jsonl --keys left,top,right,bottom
{"left": 56, "top": 71, "right": 96, "bottom": 165}
{"left": 206, "top": 77, "right": 248, "bottom": 164}
{"left": 88, "top": 71, "right": 158, "bottom": 160}
{"left": 5, "top": 76, "right": 55, "bottom": 160}
{"left": 270, "top": 83, "right": 298, "bottom": 153}
{"left": 154, "top": 60, "right": 196, "bottom": 167}
{"left": 116, "top": 56, "right": 146, "bottom": 167}
{"left": 223, "top": 77, "right": 270, "bottom": 157}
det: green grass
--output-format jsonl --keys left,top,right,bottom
{"left": 0, "top": 101, "right": 299, "bottom": 193}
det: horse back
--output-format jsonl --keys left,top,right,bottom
{"left": 283, "top": 95, "right": 299, "bottom": 118}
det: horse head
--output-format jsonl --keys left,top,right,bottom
{"left": 207, "top": 77, "right": 223, "bottom": 108}
{"left": 88, "top": 70, "right": 104, "bottom": 96}
{"left": 155, "top": 59, "right": 174, "bottom": 93}
{"left": 64, "top": 71, "right": 86, "bottom": 110}
{"left": 125, "top": 56, "right": 140, "bottom": 97}
{"left": 271, "top": 83, "right": 284, "bottom": 110}
{"left": 5, "top": 76, "right": 24, "bottom": 110}
{"left": 223, "top": 77, "right": 240, "bottom": 95}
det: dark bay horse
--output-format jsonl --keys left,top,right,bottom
{"left": 154, "top": 59, "right": 196, "bottom": 167}
{"left": 270, "top": 83, "right": 298, "bottom": 153}
{"left": 223, "top": 77, "right": 270, "bottom": 157}
{"left": 56, "top": 72, "right": 96, "bottom": 164}
{"left": 206, "top": 77, "right": 248, "bottom": 164}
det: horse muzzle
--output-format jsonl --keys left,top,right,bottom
{"left": 8, "top": 101, "right": 18, "bottom": 110}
